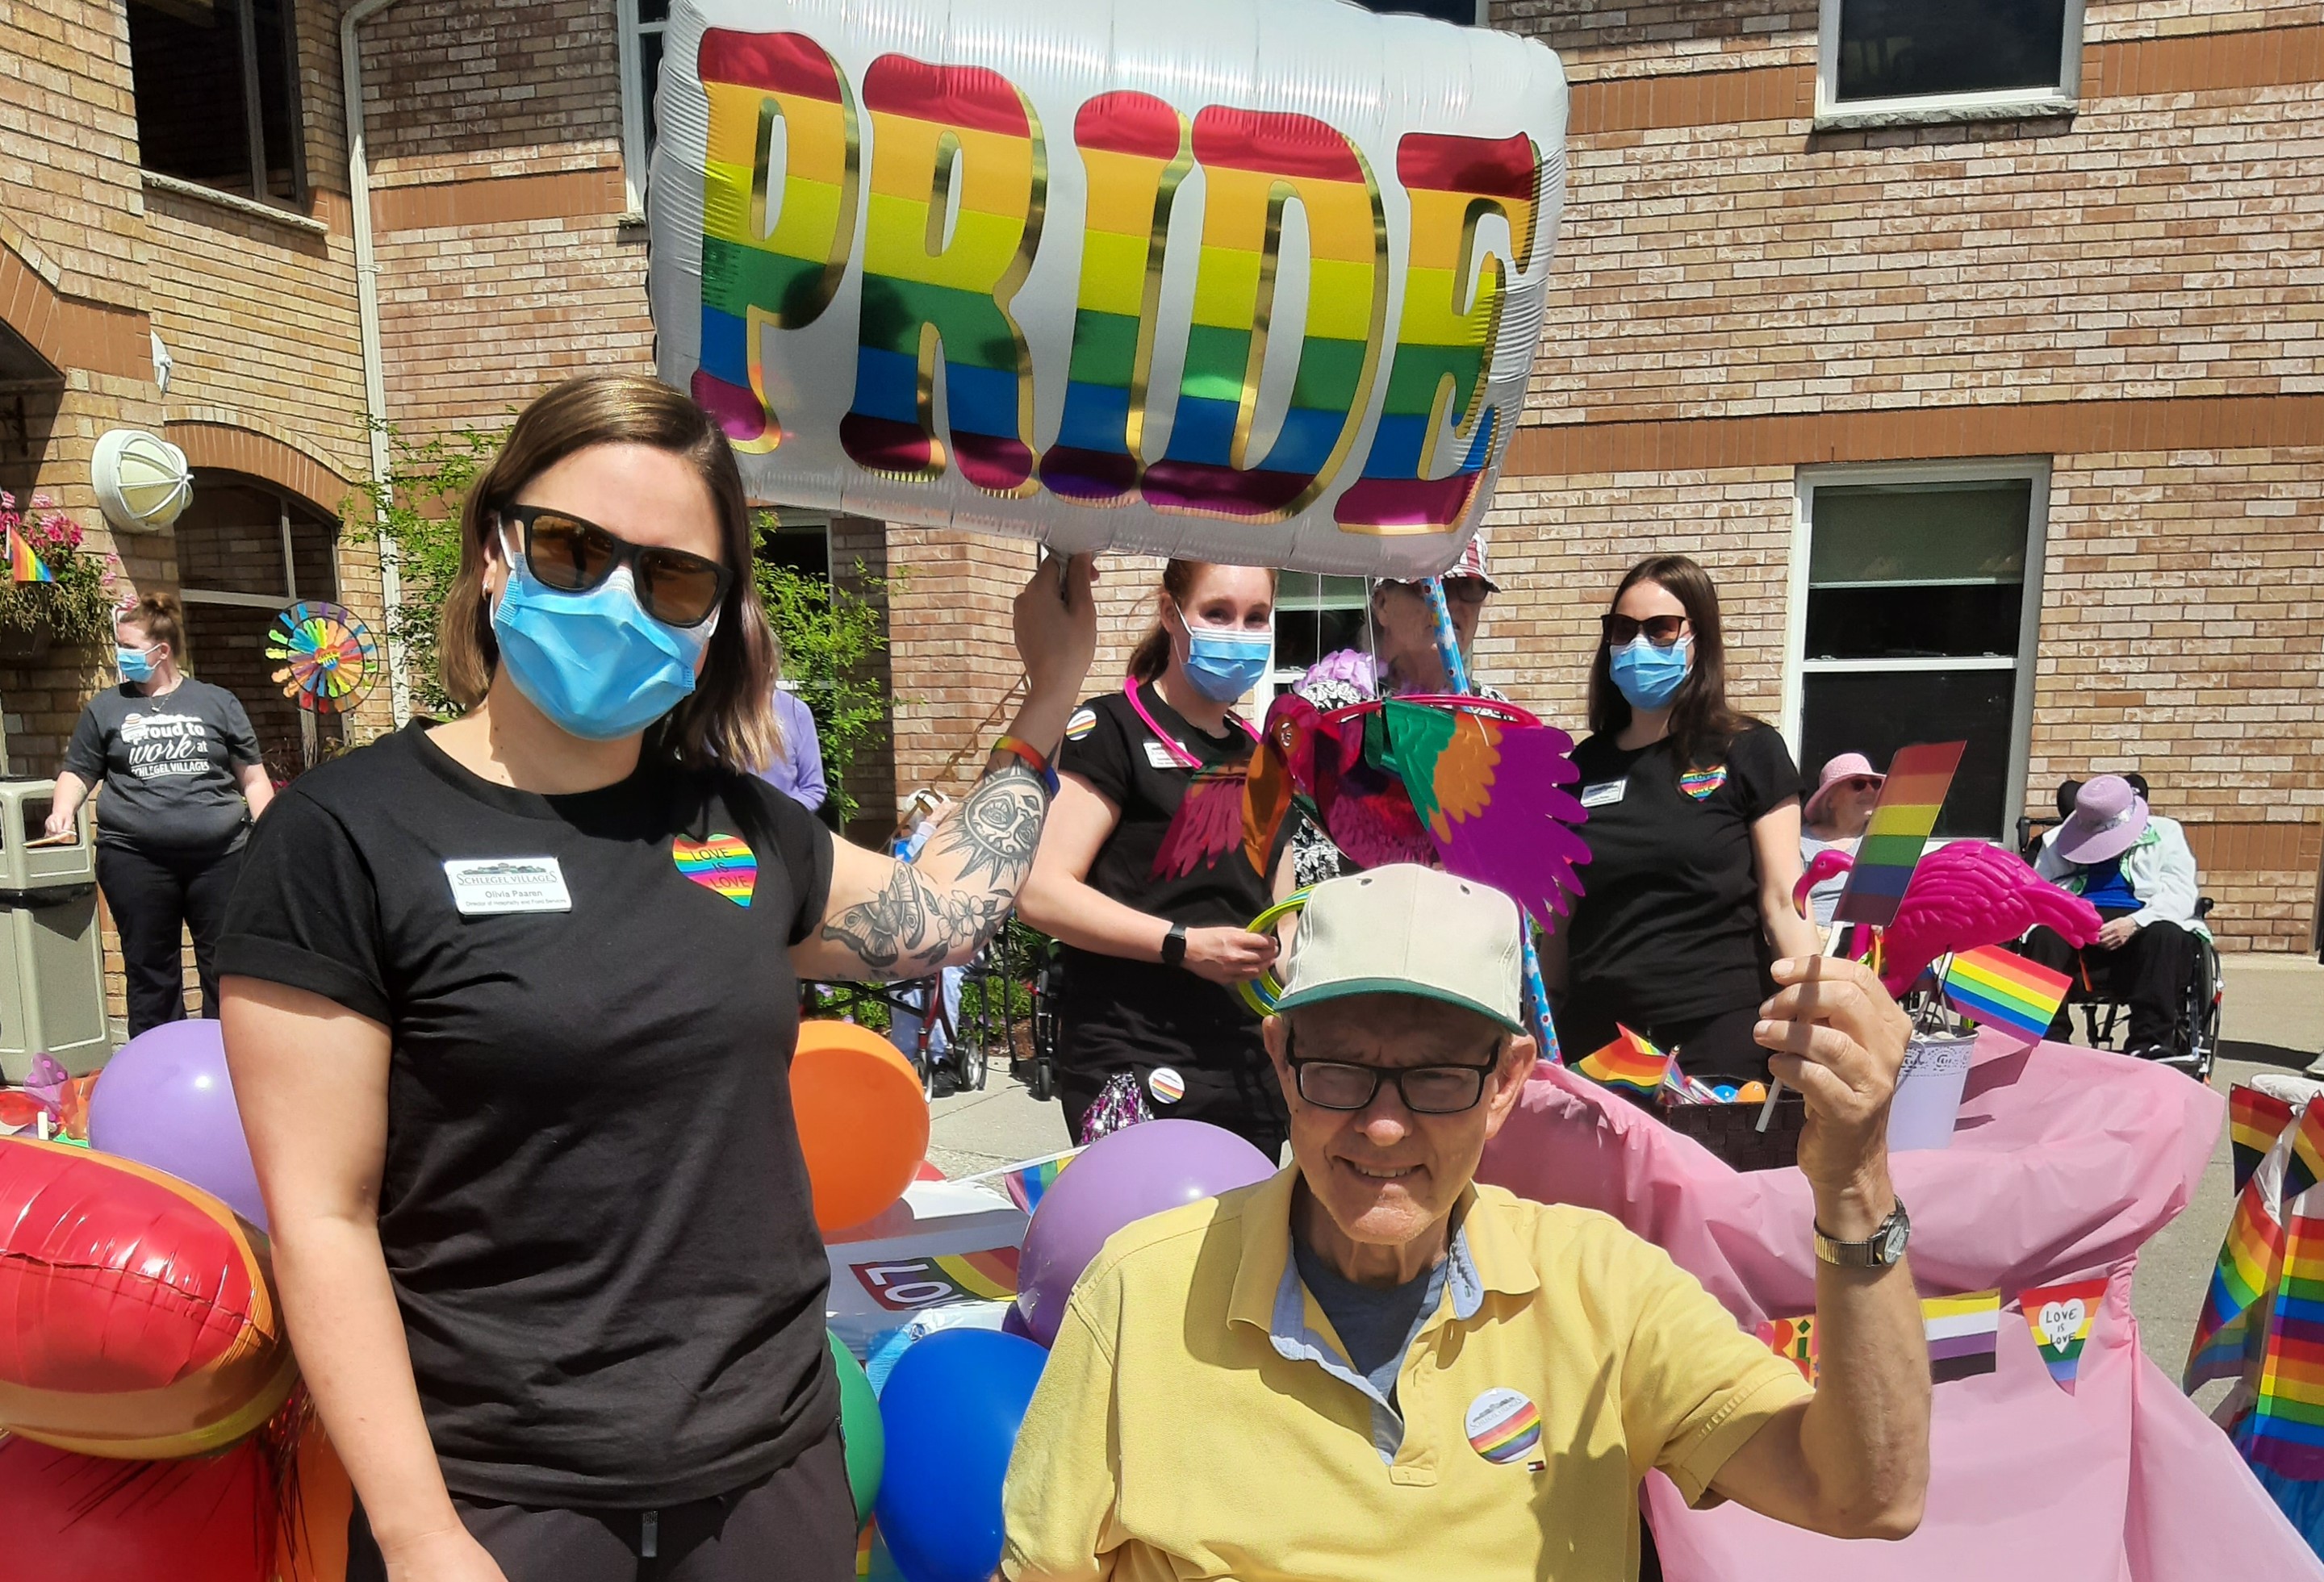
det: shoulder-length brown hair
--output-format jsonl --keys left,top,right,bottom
{"left": 439, "top": 374, "right": 780, "bottom": 773}
{"left": 1585, "top": 553, "right": 1753, "bottom": 769}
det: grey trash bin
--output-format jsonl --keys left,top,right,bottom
{"left": 0, "top": 781, "right": 109, "bottom": 1079}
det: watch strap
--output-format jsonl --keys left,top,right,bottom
{"left": 1813, "top": 1197, "right": 1909, "bottom": 1267}
{"left": 1160, "top": 921, "right": 1188, "bottom": 968}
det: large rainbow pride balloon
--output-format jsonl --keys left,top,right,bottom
{"left": 0, "top": 1137, "right": 297, "bottom": 1459}
{"left": 651, "top": 0, "right": 1567, "bottom": 576}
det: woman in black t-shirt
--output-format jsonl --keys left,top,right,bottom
{"left": 1018, "top": 559, "right": 1285, "bottom": 1154}
{"left": 1545, "top": 554, "right": 1821, "bottom": 1087}
{"left": 215, "top": 375, "right": 1096, "bottom": 1582}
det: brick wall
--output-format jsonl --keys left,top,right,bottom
{"left": 1470, "top": 0, "right": 2324, "bottom": 950}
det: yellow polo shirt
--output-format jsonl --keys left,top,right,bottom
{"left": 1002, "top": 1167, "right": 1812, "bottom": 1582}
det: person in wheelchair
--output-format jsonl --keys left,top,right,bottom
{"left": 2021, "top": 773, "right": 2209, "bottom": 1067}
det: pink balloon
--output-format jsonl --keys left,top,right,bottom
{"left": 1015, "top": 1120, "right": 1274, "bottom": 1346}
{"left": 86, "top": 1020, "right": 266, "bottom": 1232}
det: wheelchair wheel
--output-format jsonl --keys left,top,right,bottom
{"left": 2183, "top": 942, "right": 2223, "bottom": 1083}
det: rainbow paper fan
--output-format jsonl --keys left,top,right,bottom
{"left": 265, "top": 600, "right": 380, "bottom": 715}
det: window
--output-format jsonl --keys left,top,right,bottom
{"left": 127, "top": 0, "right": 307, "bottom": 206}
{"left": 758, "top": 511, "right": 833, "bottom": 582}
{"left": 1263, "top": 573, "right": 1372, "bottom": 704}
{"left": 173, "top": 476, "right": 341, "bottom": 778}
{"left": 1818, "top": 0, "right": 2082, "bottom": 122}
{"left": 1785, "top": 462, "right": 2049, "bottom": 840}
{"left": 1351, "top": 0, "right": 1488, "bottom": 22}
{"left": 617, "top": 0, "right": 671, "bottom": 215}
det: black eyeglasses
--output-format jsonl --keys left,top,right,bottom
{"left": 1601, "top": 612, "right": 1689, "bottom": 649}
{"left": 496, "top": 505, "right": 732, "bottom": 629}
{"left": 1284, "top": 1029, "right": 1503, "bottom": 1116}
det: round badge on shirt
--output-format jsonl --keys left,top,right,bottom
{"left": 1065, "top": 706, "right": 1098, "bottom": 741}
{"left": 1465, "top": 1386, "right": 1542, "bottom": 1467}
{"left": 1147, "top": 1066, "right": 1185, "bottom": 1105}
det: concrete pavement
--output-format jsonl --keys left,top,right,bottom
{"left": 929, "top": 953, "right": 2324, "bottom": 1380}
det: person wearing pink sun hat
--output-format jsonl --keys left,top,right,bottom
{"left": 1799, "top": 753, "right": 1885, "bottom": 929}
{"left": 2023, "top": 774, "right": 2208, "bottom": 1067}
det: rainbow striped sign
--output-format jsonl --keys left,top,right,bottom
{"left": 1832, "top": 741, "right": 1967, "bottom": 929}
{"left": 1941, "top": 945, "right": 2070, "bottom": 1046}
{"left": 655, "top": 0, "right": 1568, "bottom": 578}
{"left": 2019, "top": 1278, "right": 2108, "bottom": 1393}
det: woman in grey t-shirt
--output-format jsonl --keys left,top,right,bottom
{"left": 48, "top": 591, "right": 273, "bottom": 1033}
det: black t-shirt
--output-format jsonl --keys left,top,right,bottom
{"left": 216, "top": 722, "right": 838, "bottom": 1507}
{"left": 1051, "top": 685, "right": 1272, "bottom": 1093}
{"left": 65, "top": 679, "right": 263, "bottom": 851}
{"left": 1559, "top": 723, "right": 1801, "bottom": 1025}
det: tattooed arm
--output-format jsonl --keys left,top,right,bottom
{"left": 791, "top": 554, "right": 1097, "bottom": 983}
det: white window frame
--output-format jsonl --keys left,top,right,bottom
{"left": 1259, "top": 572, "right": 1372, "bottom": 709}
{"left": 614, "top": 0, "right": 667, "bottom": 219}
{"left": 1783, "top": 457, "right": 2050, "bottom": 841}
{"left": 1815, "top": 0, "right": 2084, "bottom": 130}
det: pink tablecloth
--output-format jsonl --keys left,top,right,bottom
{"left": 1476, "top": 1036, "right": 2323, "bottom": 1580}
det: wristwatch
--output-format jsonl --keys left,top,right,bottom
{"left": 1813, "top": 1197, "right": 1911, "bottom": 1268}
{"left": 1160, "top": 922, "right": 1189, "bottom": 968}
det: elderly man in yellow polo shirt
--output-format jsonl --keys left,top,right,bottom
{"left": 1002, "top": 864, "right": 1930, "bottom": 1581}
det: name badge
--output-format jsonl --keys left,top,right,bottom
{"left": 1580, "top": 778, "right": 1628, "bottom": 809}
{"left": 444, "top": 857, "right": 571, "bottom": 916}
{"left": 1143, "top": 740, "right": 1181, "bottom": 770}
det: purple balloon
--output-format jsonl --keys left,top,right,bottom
{"left": 1015, "top": 1119, "right": 1273, "bottom": 1346}
{"left": 999, "top": 1301, "right": 1038, "bottom": 1344}
{"left": 86, "top": 1020, "right": 267, "bottom": 1231}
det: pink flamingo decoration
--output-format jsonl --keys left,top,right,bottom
{"left": 1793, "top": 842, "right": 2102, "bottom": 997}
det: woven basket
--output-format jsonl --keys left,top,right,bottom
{"left": 1658, "top": 1092, "right": 1807, "bottom": 1172}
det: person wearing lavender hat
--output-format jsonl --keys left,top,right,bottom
{"left": 2022, "top": 773, "right": 2207, "bottom": 1066}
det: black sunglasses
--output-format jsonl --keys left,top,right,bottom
{"left": 1600, "top": 612, "right": 1689, "bottom": 648}
{"left": 1284, "top": 1028, "right": 1504, "bottom": 1116}
{"left": 496, "top": 505, "right": 732, "bottom": 629}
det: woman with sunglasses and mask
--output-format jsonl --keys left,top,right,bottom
{"left": 1800, "top": 751, "right": 1886, "bottom": 929}
{"left": 216, "top": 374, "right": 1096, "bottom": 1582}
{"left": 1018, "top": 558, "right": 1287, "bottom": 1154}
{"left": 1541, "top": 554, "right": 1820, "bottom": 1089}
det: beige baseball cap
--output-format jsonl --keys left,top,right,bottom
{"left": 1274, "top": 864, "right": 1526, "bottom": 1034}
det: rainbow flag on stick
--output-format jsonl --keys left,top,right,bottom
{"left": 2247, "top": 1207, "right": 2324, "bottom": 1479}
{"left": 2231, "top": 1085, "right": 2297, "bottom": 1196}
{"left": 6, "top": 525, "right": 52, "bottom": 584}
{"left": 1832, "top": 741, "right": 1966, "bottom": 929}
{"left": 1941, "top": 945, "right": 2071, "bottom": 1046}
{"left": 1578, "top": 1025, "right": 1672, "bottom": 1093}
{"left": 990, "top": 1149, "right": 1080, "bottom": 1216}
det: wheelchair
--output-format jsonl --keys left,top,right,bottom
{"left": 2015, "top": 814, "right": 2225, "bottom": 1083}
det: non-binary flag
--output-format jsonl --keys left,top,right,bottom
{"left": 1832, "top": 741, "right": 1966, "bottom": 929}
{"left": 1578, "top": 1025, "right": 1670, "bottom": 1093}
{"left": 2018, "top": 1278, "right": 2109, "bottom": 1393}
{"left": 1941, "top": 945, "right": 2071, "bottom": 1046}
{"left": 6, "top": 525, "right": 52, "bottom": 584}
{"left": 2231, "top": 1085, "right": 2297, "bottom": 1196}
{"left": 1923, "top": 1290, "right": 2002, "bottom": 1384}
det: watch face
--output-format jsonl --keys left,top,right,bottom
{"left": 1876, "top": 1209, "right": 1911, "bottom": 1263}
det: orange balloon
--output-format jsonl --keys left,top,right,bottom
{"left": 275, "top": 1427, "right": 352, "bottom": 1582}
{"left": 791, "top": 1021, "right": 930, "bottom": 1233}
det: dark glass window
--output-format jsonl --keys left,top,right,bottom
{"left": 1835, "top": 0, "right": 2072, "bottom": 103}
{"left": 127, "top": 0, "right": 307, "bottom": 205}
{"left": 1267, "top": 573, "right": 1369, "bottom": 694}
{"left": 1800, "top": 478, "right": 2038, "bottom": 837}
{"left": 635, "top": 0, "right": 671, "bottom": 155}
{"left": 1351, "top": 0, "right": 1480, "bottom": 23}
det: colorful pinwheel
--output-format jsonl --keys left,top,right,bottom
{"left": 265, "top": 600, "right": 380, "bottom": 715}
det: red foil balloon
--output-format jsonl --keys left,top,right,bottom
{"left": 0, "top": 1137, "right": 296, "bottom": 1458}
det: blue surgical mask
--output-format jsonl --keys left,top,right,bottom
{"left": 1180, "top": 621, "right": 1272, "bottom": 701}
{"left": 1609, "top": 634, "right": 1691, "bottom": 711}
{"left": 491, "top": 535, "right": 716, "bottom": 741}
{"left": 115, "top": 645, "right": 157, "bottom": 682}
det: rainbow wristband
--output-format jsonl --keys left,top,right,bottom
{"left": 993, "top": 734, "right": 1060, "bottom": 797}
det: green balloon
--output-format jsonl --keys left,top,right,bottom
{"left": 829, "top": 1330, "right": 884, "bottom": 1529}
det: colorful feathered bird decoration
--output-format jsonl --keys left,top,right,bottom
{"left": 1241, "top": 691, "right": 1591, "bottom": 930}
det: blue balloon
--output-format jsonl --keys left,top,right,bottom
{"left": 874, "top": 1328, "right": 1047, "bottom": 1582}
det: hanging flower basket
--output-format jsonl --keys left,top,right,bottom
{"left": 0, "top": 493, "right": 123, "bottom": 660}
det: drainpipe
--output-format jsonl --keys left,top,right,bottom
{"left": 343, "top": 0, "right": 413, "bottom": 724}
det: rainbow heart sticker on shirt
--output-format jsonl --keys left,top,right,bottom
{"left": 1465, "top": 1386, "right": 1542, "bottom": 1466}
{"left": 1679, "top": 766, "right": 1728, "bottom": 801}
{"left": 673, "top": 833, "right": 757, "bottom": 908}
